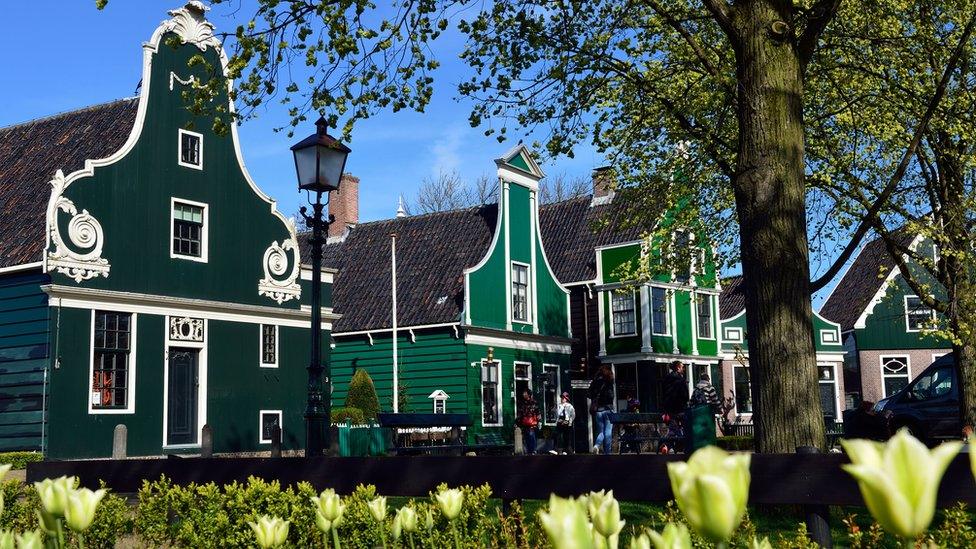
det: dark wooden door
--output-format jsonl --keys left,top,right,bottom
{"left": 167, "top": 348, "right": 199, "bottom": 446}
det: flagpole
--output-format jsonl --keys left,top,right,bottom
{"left": 391, "top": 232, "right": 399, "bottom": 413}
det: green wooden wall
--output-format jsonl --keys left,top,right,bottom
{"left": 854, "top": 275, "right": 947, "bottom": 350}
{"left": 330, "top": 329, "right": 469, "bottom": 415}
{"left": 0, "top": 271, "right": 49, "bottom": 452}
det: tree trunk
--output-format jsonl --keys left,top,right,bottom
{"left": 732, "top": 2, "right": 825, "bottom": 452}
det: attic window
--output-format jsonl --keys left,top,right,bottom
{"left": 178, "top": 129, "right": 203, "bottom": 170}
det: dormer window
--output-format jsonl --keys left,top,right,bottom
{"left": 178, "top": 129, "right": 203, "bottom": 170}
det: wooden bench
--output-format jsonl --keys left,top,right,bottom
{"left": 377, "top": 413, "right": 471, "bottom": 456}
{"left": 609, "top": 412, "right": 675, "bottom": 454}
{"left": 469, "top": 432, "right": 514, "bottom": 455}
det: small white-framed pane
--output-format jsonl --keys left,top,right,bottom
{"left": 180, "top": 131, "right": 201, "bottom": 167}
{"left": 512, "top": 264, "right": 529, "bottom": 322}
{"left": 724, "top": 327, "right": 742, "bottom": 342}
{"left": 261, "top": 325, "right": 277, "bottom": 365}
{"left": 821, "top": 330, "right": 839, "bottom": 343}
{"left": 651, "top": 287, "right": 668, "bottom": 335}
{"left": 514, "top": 361, "right": 530, "bottom": 380}
{"left": 611, "top": 291, "right": 636, "bottom": 336}
{"left": 675, "top": 231, "right": 691, "bottom": 282}
{"left": 481, "top": 361, "right": 500, "bottom": 424}
{"left": 172, "top": 202, "right": 204, "bottom": 258}
{"left": 696, "top": 298, "right": 712, "bottom": 338}
{"left": 542, "top": 364, "right": 559, "bottom": 424}
{"left": 173, "top": 203, "right": 204, "bottom": 223}
{"left": 734, "top": 365, "right": 752, "bottom": 413}
{"left": 260, "top": 411, "right": 282, "bottom": 444}
{"left": 433, "top": 399, "right": 446, "bottom": 414}
{"left": 881, "top": 357, "right": 910, "bottom": 397}
{"left": 905, "top": 296, "right": 934, "bottom": 331}
{"left": 92, "top": 311, "right": 132, "bottom": 409}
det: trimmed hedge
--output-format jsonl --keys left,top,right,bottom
{"left": 345, "top": 369, "right": 381, "bottom": 420}
{"left": 0, "top": 451, "right": 42, "bottom": 470}
{"left": 716, "top": 436, "right": 754, "bottom": 452}
{"left": 332, "top": 406, "right": 366, "bottom": 425}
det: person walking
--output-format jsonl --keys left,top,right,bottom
{"left": 661, "top": 360, "right": 690, "bottom": 416}
{"left": 552, "top": 392, "right": 576, "bottom": 454}
{"left": 690, "top": 373, "right": 721, "bottom": 414}
{"left": 588, "top": 365, "right": 615, "bottom": 454}
{"left": 517, "top": 390, "right": 541, "bottom": 455}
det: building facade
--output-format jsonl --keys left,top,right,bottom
{"left": 820, "top": 235, "right": 949, "bottom": 406}
{"left": 0, "top": 3, "right": 333, "bottom": 458}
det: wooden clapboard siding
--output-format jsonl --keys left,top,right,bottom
{"left": 0, "top": 270, "right": 49, "bottom": 451}
{"left": 331, "top": 329, "right": 468, "bottom": 415}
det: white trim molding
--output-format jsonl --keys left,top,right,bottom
{"left": 46, "top": 170, "right": 111, "bottom": 283}
{"left": 259, "top": 230, "right": 302, "bottom": 304}
{"left": 465, "top": 331, "right": 573, "bottom": 355}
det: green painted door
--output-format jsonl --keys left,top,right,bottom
{"left": 167, "top": 348, "right": 198, "bottom": 445}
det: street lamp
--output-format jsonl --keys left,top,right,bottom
{"left": 292, "top": 116, "right": 351, "bottom": 456}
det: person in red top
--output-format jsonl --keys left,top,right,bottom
{"left": 518, "top": 389, "right": 541, "bottom": 455}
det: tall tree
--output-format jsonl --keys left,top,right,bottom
{"left": 408, "top": 171, "right": 496, "bottom": 214}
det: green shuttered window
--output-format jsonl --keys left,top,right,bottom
{"left": 92, "top": 311, "right": 132, "bottom": 409}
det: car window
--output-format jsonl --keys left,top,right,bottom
{"left": 910, "top": 367, "right": 954, "bottom": 401}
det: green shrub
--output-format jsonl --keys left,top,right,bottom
{"left": 0, "top": 451, "right": 42, "bottom": 470}
{"left": 716, "top": 435, "right": 754, "bottom": 451}
{"left": 345, "top": 369, "right": 381, "bottom": 420}
{"left": 332, "top": 406, "right": 366, "bottom": 425}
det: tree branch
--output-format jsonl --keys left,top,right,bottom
{"left": 700, "top": 0, "right": 737, "bottom": 43}
{"left": 809, "top": 9, "right": 976, "bottom": 293}
{"left": 797, "top": 0, "right": 842, "bottom": 73}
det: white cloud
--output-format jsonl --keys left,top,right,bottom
{"left": 430, "top": 124, "right": 467, "bottom": 175}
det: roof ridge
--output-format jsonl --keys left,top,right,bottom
{"left": 0, "top": 97, "right": 138, "bottom": 133}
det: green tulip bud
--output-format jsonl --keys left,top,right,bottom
{"left": 590, "top": 493, "right": 625, "bottom": 539}
{"left": 14, "top": 531, "right": 44, "bottom": 549}
{"left": 435, "top": 488, "right": 464, "bottom": 521}
{"left": 312, "top": 488, "right": 345, "bottom": 523}
{"left": 647, "top": 523, "right": 691, "bottom": 549}
{"left": 0, "top": 529, "right": 14, "bottom": 549}
{"left": 33, "top": 476, "right": 76, "bottom": 518}
{"left": 667, "top": 446, "right": 750, "bottom": 544}
{"left": 749, "top": 537, "right": 773, "bottom": 549}
{"left": 392, "top": 511, "right": 403, "bottom": 540}
{"left": 248, "top": 515, "right": 290, "bottom": 549}
{"left": 538, "top": 494, "right": 595, "bottom": 549}
{"left": 368, "top": 496, "right": 388, "bottom": 523}
{"left": 64, "top": 488, "right": 107, "bottom": 532}
{"left": 314, "top": 509, "right": 332, "bottom": 533}
{"left": 423, "top": 506, "right": 435, "bottom": 530}
{"left": 842, "top": 429, "right": 962, "bottom": 540}
{"left": 397, "top": 506, "right": 418, "bottom": 533}
{"left": 628, "top": 533, "right": 651, "bottom": 549}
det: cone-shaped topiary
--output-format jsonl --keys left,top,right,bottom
{"left": 345, "top": 369, "right": 381, "bottom": 420}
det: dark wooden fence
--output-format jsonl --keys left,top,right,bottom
{"left": 27, "top": 453, "right": 976, "bottom": 507}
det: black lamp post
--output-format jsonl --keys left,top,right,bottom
{"left": 292, "top": 116, "right": 351, "bottom": 456}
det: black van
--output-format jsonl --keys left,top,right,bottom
{"left": 871, "top": 354, "right": 961, "bottom": 444}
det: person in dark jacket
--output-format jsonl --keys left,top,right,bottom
{"left": 588, "top": 365, "right": 615, "bottom": 454}
{"left": 517, "top": 390, "right": 541, "bottom": 455}
{"left": 662, "top": 361, "right": 690, "bottom": 416}
{"left": 690, "top": 374, "right": 721, "bottom": 414}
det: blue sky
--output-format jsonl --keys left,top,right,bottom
{"left": 0, "top": 1, "right": 601, "bottom": 224}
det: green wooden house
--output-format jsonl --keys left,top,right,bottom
{"left": 820, "top": 234, "right": 949, "bottom": 406}
{"left": 323, "top": 145, "right": 576, "bottom": 444}
{"left": 719, "top": 276, "right": 846, "bottom": 423}
{"left": 0, "top": 2, "right": 333, "bottom": 458}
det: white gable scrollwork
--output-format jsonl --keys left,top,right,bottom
{"left": 169, "top": 316, "right": 205, "bottom": 341}
{"left": 45, "top": 170, "right": 111, "bottom": 283}
{"left": 259, "top": 237, "right": 302, "bottom": 304}
{"left": 161, "top": 1, "right": 220, "bottom": 52}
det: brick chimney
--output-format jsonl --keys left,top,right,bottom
{"left": 328, "top": 173, "right": 359, "bottom": 237}
{"left": 591, "top": 166, "right": 615, "bottom": 206}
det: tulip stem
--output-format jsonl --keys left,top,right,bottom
{"left": 332, "top": 528, "right": 342, "bottom": 549}
{"left": 378, "top": 525, "right": 387, "bottom": 549}
{"left": 77, "top": 533, "right": 85, "bottom": 549}
{"left": 451, "top": 523, "right": 461, "bottom": 549}
{"left": 408, "top": 532, "right": 416, "bottom": 549}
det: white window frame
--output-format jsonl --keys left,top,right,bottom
{"left": 511, "top": 261, "right": 532, "bottom": 324}
{"left": 480, "top": 360, "right": 503, "bottom": 427}
{"left": 817, "top": 362, "right": 840, "bottom": 418}
{"left": 259, "top": 324, "right": 278, "bottom": 368}
{"left": 177, "top": 128, "right": 204, "bottom": 170}
{"left": 904, "top": 295, "right": 936, "bottom": 332}
{"left": 170, "top": 197, "right": 209, "bottom": 263}
{"left": 542, "top": 363, "right": 561, "bottom": 426}
{"left": 696, "top": 296, "right": 714, "bottom": 340}
{"left": 433, "top": 398, "right": 446, "bottom": 414}
{"left": 723, "top": 327, "right": 743, "bottom": 343}
{"left": 162, "top": 317, "right": 208, "bottom": 449}
{"left": 879, "top": 355, "right": 911, "bottom": 398}
{"left": 733, "top": 363, "right": 753, "bottom": 414}
{"left": 932, "top": 352, "right": 949, "bottom": 363}
{"left": 88, "top": 310, "right": 137, "bottom": 415}
{"left": 820, "top": 329, "right": 839, "bottom": 344}
{"left": 513, "top": 360, "right": 533, "bottom": 412}
{"left": 258, "top": 409, "right": 283, "bottom": 444}
{"left": 609, "top": 290, "right": 637, "bottom": 337}
{"left": 650, "top": 286, "right": 670, "bottom": 336}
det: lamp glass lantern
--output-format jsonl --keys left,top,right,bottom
{"left": 290, "top": 117, "right": 351, "bottom": 194}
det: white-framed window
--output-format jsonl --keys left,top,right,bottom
{"left": 881, "top": 356, "right": 911, "bottom": 397}
{"left": 481, "top": 360, "right": 502, "bottom": 426}
{"left": 651, "top": 287, "right": 669, "bottom": 335}
{"left": 259, "top": 410, "right": 282, "bottom": 444}
{"left": 674, "top": 230, "right": 692, "bottom": 283}
{"left": 170, "top": 198, "right": 208, "bottom": 262}
{"left": 820, "top": 329, "right": 839, "bottom": 344}
{"left": 260, "top": 324, "right": 278, "bottom": 368}
{"left": 610, "top": 290, "right": 637, "bottom": 336}
{"left": 724, "top": 327, "right": 743, "bottom": 343}
{"left": 89, "top": 310, "right": 137, "bottom": 414}
{"left": 818, "top": 363, "right": 838, "bottom": 418}
{"left": 511, "top": 262, "right": 530, "bottom": 323}
{"left": 542, "top": 363, "right": 560, "bottom": 425}
{"left": 696, "top": 296, "right": 713, "bottom": 339}
{"left": 429, "top": 389, "right": 450, "bottom": 413}
{"left": 733, "top": 363, "right": 752, "bottom": 413}
{"left": 905, "top": 295, "right": 936, "bottom": 332}
{"left": 178, "top": 129, "right": 203, "bottom": 170}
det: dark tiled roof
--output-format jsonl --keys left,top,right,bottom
{"left": 819, "top": 233, "right": 913, "bottom": 331}
{"left": 0, "top": 99, "right": 138, "bottom": 268}
{"left": 313, "top": 195, "right": 642, "bottom": 333}
{"left": 719, "top": 275, "right": 745, "bottom": 319}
